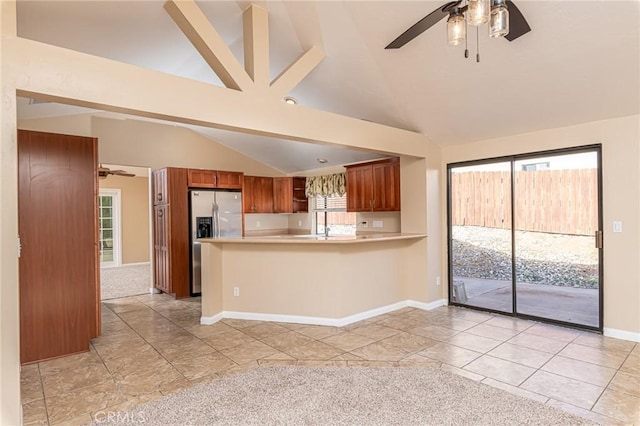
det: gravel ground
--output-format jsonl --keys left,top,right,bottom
{"left": 452, "top": 226, "right": 599, "bottom": 289}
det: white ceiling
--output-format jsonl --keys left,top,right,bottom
{"left": 15, "top": 1, "right": 640, "bottom": 172}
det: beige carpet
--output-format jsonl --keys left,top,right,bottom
{"left": 91, "top": 367, "right": 595, "bottom": 425}
{"left": 100, "top": 264, "right": 151, "bottom": 300}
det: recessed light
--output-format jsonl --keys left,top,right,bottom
{"left": 317, "top": 158, "right": 328, "bottom": 164}
{"left": 283, "top": 96, "right": 298, "bottom": 105}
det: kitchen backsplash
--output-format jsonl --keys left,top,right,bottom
{"left": 356, "top": 211, "right": 401, "bottom": 233}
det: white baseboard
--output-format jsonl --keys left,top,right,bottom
{"left": 603, "top": 327, "right": 640, "bottom": 343}
{"left": 200, "top": 312, "right": 224, "bottom": 325}
{"left": 120, "top": 262, "right": 151, "bottom": 267}
{"left": 222, "top": 311, "right": 343, "bottom": 327}
{"left": 200, "top": 299, "right": 449, "bottom": 328}
{"left": 407, "top": 299, "right": 448, "bottom": 311}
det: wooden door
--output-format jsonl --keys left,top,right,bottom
{"left": 372, "top": 161, "right": 401, "bottom": 211}
{"left": 273, "top": 177, "right": 293, "bottom": 213}
{"left": 255, "top": 177, "right": 274, "bottom": 213}
{"left": 346, "top": 166, "right": 373, "bottom": 212}
{"left": 217, "top": 171, "right": 243, "bottom": 189}
{"left": 18, "top": 130, "right": 99, "bottom": 364}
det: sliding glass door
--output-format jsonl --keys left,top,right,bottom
{"left": 449, "top": 162, "right": 513, "bottom": 313}
{"left": 514, "top": 151, "right": 600, "bottom": 327}
{"left": 448, "top": 146, "right": 602, "bottom": 330}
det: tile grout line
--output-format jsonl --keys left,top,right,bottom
{"left": 36, "top": 363, "right": 52, "bottom": 426}
{"left": 131, "top": 298, "right": 244, "bottom": 381}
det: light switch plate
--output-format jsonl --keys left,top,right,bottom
{"left": 613, "top": 221, "right": 623, "bottom": 233}
{"left": 372, "top": 220, "right": 383, "bottom": 228}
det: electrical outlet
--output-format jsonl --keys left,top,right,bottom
{"left": 436, "top": 276, "right": 441, "bottom": 286}
{"left": 256, "top": 221, "right": 261, "bottom": 228}
{"left": 372, "top": 220, "right": 383, "bottom": 228}
{"left": 298, "top": 220, "right": 302, "bottom": 227}
{"left": 233, "top": 286, "right": 240, "bottom": 297}
{"left": 613, "top": 221, "right": 623, "bottom": 233}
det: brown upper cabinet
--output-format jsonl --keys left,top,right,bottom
{"left": 187, "top": 168, "right": 243, "bottom": 189}
{"left": 217, "top": 170, "right": 244, "bottom": 189}
{"left": 273, "top": 177, "right": 308, "bottom": 213}
{"left": 346, "top": 158, "right": 400, "bottom": 212}
{"left": 243, "top": 176, "right": 274, "bottom": 213}
{"left": 187, "top": 169, "right": 216, "bottom": 188}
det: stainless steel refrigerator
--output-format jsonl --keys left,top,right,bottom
{"left": 189, "top": 189, "right": 242, "bottom": 296}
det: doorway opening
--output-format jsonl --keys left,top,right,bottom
{"left": 447, "top": 145, "right": 602, "bottom": 330}
{"left": 98, "top": 164, "right": 153, "bottom": 300}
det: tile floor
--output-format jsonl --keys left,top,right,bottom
{"left": 21, "top": 294, "right": 640, "bottom": 425}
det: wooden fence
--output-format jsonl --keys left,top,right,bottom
{"left": 451, "top": 169, "right": 597, "bottom": 236}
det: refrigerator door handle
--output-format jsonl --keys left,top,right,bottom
{"left": 212, "top": 197, "right": 220, "bottom": 238}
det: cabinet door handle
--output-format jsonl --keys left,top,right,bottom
{"left": 157, "top": 193, "right": 163, "bottom": 202}
{"left": 158, "top": 210, "right": 163, "bottom": 218}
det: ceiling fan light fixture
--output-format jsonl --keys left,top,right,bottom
{"left": 467, "top": 0, "right": 490, "bottom": 26}
{"left": 447, "top": 9, "right": 466, "bottom": 46}
{"left": 489, "top": 0, "right": 509, "bottom": 38}
{"left": 283, "top": 96, "right": 298, "bottom": 105}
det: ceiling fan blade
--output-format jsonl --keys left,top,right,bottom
{"left": 504, "top": 1, "right": 531, "bottom": 41}
{"left": 113, "top": 172, "right": 135, "bottom": 177}
{"left": 385, "top": 1, "right": 461, "bottom": 49}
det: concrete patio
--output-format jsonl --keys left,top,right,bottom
{"left": 453, "top": 277, "right": 599, "bottom": 328}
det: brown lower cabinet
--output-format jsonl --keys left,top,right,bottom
{"left": 152, "top": 168, "right": 190, "bottom": 298}
{"left": 18, "top": 130, "right": 100, "bottom": 364}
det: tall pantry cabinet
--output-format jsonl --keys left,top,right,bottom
{"left": 18, "top": 130, "right": 100, "bottom": 363}
{"left": 152, "top": 168, "right": 190, "bottom": 298}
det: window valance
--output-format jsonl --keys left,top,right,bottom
{"left": 305, "top": 173, "right": 347, "bottom": 198}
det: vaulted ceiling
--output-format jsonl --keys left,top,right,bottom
{"left": 15, "top": 1, "right": 640, "bottom": 172}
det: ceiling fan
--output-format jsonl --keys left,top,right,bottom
{"left": 98, "top": 165, "right": 135, "bottom": 179}
{"left": 385, "top": 0, "right": 531, "bottom": 50}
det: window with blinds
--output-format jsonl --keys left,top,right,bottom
{"left": 314, "top": 194, "right": 356, "bottom": 236}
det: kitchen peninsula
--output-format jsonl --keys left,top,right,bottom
{"left": 198, "top": 233, "right": 427, "bottom": 326}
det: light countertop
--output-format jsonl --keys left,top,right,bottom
{"left": 198, "top": 233, "right": 427, "bottom": 245}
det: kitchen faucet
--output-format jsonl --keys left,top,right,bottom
{"left": 324, "top": 226, "right": 330, "bottom": 237}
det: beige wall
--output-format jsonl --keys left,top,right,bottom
{"left": 0, "top": 1, "right": 20, "bottom": 422}
{"left": 99, "top": 175, "right": 150, "bottom": 264}
{"left": 18, "top": 114, "right": 286, "bottom": 177}
{"left": 442, "top": 115, "right": 640, "bottom": 336}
